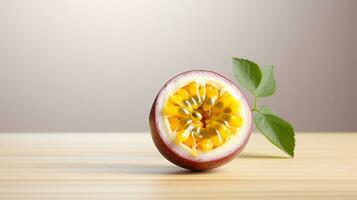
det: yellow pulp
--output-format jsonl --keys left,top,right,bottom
{"left": 164, "top": 81, "right": 244, "bottom": 154}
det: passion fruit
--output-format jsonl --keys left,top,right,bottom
{"left": 149, "top": 70, "right": 252, "bottom": 170}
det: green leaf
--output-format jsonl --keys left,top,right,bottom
{"left": 232, "top": 57, "right": 295, "bottom": 157}
{"left": 255, "top": 65, "right": 276, "bottom": 97}
{"left": 233, "top": 58, "right": 262, "bottom": 95}
{"left": 257, "top": 105, "right": 274, "bottom": 114}
{"left": 254, "top": 112, "right": 295, "bottom": 157}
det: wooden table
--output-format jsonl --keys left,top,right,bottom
{"left": 0, "top": 132, "right": 356, "bottom": 199}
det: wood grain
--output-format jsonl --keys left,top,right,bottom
{"left": 0, "top": 132, "right": 356, "bottom": 199}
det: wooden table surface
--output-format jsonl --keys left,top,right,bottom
{"left": 0, "top": 132, "right": 356, "bottom": 199}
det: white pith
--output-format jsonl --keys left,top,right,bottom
{"left": 155, "top": 71, "right": 252, "bottom": 162}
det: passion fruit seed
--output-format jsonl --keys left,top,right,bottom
{"left": 164, "top": 82, "right": 243, "bottom": 155}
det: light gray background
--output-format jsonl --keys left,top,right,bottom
{"left": 0, "top": 0, "right": 356, "bottom": 132}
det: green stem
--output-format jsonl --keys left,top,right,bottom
{"left": 252, "top": 96, "right": 258, "bottom": 111}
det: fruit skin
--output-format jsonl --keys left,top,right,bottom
{"left": 149, "top": 70, "right": 252, "bottom": 171}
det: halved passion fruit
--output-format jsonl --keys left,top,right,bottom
{"left": 149, "top": 70, "right": 252, "bottom": 170}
